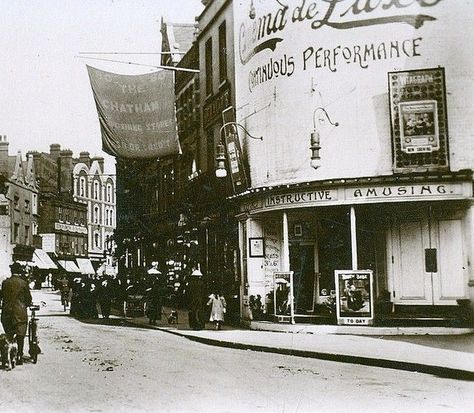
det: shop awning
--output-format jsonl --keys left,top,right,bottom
{"left": 32, "top": 249, "right": 58, "bottom": 270}
{"left": 58, "top": 260, "right": 82, "bottom": 273}
{"left": 76, "top": 258, "right": 95, "bottom": 275}
{"left": 96, "top": 262, "right": 117, "bottom": 276}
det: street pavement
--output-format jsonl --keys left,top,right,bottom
{"left": 33, "top": 289, "right": 474, "bottom": 381}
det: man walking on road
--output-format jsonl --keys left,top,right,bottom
{"left": 185, "top": 267, "right": 206, "bottom": 330}
{"left": 0, "top": 262, "right": 32, "bottom": 365}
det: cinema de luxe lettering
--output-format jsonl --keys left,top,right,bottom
{"left": 239, "top": 0, "right": 442, "bottom": 66}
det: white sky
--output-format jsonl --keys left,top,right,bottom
{"left": 0, "top": 0, "right": 204, "bottom": 172}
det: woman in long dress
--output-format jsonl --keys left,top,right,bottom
{"left": 207, "top": 293, "right": 226, "bottom": 330}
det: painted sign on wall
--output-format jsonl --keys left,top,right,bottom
{"left": 233, "top": 1, "right": 472, "bottom": 186}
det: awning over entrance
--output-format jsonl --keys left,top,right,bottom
{"left": 76, "top": 258, "right": 95, "bottom": 275}
{"left": 32, "top": 249, "right": 58, "bottom": 270}
{"left": 58, "top": 260, "right": 82, "bottom": 273}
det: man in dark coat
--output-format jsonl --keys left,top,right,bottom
{"left": 146, "top": 274, "right": 166, "bottom": 325}
{"left": 0, "top": 262, "right": 32, "bottom": 365}
{"left": 185, "top": 268, "right": 206, "bottom": 330}
{"left": 97, "top": 276, "right": 114, "bottom": 319}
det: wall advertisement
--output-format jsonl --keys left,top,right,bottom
{"left": 233, "top": 1, "right": 472, "bottom": 186}
{"left": 388, "top": 68, "right": 449, "bottom": 171}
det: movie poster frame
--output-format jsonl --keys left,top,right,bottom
{"left": 273, "top": 271, "right": 294, "bottom": 324}
{"left": 335, "top": 270, "right": 374, "bottom": 326}
{"left": 388, "top": 67, "right": 449, "bottom": 172}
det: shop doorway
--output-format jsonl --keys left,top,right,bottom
{"left": 390, "top": 218, "right": 466, "bottom": 305}
{"left": 289, "top": 243, "right": 316, "bottom": 314}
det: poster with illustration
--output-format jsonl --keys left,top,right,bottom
{"left": 273, "top": 271, "right": 294, "bottom": 323}
{"left": 335, "top": 270, "right": 374, "bottom": 326}
{"left": 399, "top": 100, "right": 439, "bottom": 153}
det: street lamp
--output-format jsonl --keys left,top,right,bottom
{"left": 310, "top": 107, "right": 339, "bottom": 169}
{"left": 216, "top": 122, "right": 263, "bottom": 178}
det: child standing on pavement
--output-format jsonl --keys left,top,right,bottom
{"left": 207, "top": 293, "right": 226, "bottom": 330}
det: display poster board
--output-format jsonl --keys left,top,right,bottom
{"left": 335, "top": 270, "right": 374, "bottom": 326}
{"left": 273, "top": 271, "right": 294, "bottom": 324}
{"left": 222, "top": 106, "right": 249, "bottom": 194}
{"left": 388, "top": 67, "right": 449, "bottom": 171}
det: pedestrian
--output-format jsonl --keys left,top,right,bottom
{"left": 145, "top": 272, "right": 166, "bottom": 325}
{"left": 69, "top": 276, "right": 82, "bottom": 317}
{"left": 0, "top": 262, "right": 33, "bottom": 365}
{"left": 83, "top": 276, "right": 98, "bottom": 319}
{"left": 97, "top": 276, "right": 113, "bottom": 319}
{"left": 207, "top": 292, "right": 226, "bottom": 330}
{"left": 184, "top": 267, "right": 205, "bottom": 330}
{"left": 58, "top": 274, "right": 70, "bottom": 309}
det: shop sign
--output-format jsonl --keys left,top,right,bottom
{"left": 54, "top": 222, "right": 88, "bottom": 234}
{"left": 346, "top": 183, "right": 464, "bottom": 201}
{"left": 335, "top": 270, "right": 374, "bottom": 326}
{"left": 41, "top": 234, "right": 56, "bottom": 253}
{"left": 222, "top": 106, "right": 249, "bottom": 194}
{"left": 265, "top": 189, "right": 337, "bottom": 208}
{"left": 203, "top": 85, "right": 231, "bottom": 127}
{"left": 273, "top": 271, "right": 294, "bottom": 323}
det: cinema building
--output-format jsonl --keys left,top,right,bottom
{"left": 228, "top": 1, "right": 474, "bottom": 326}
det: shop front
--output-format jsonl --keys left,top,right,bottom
{"left": 238, "top": 173, "right": 473, "bottom": 326}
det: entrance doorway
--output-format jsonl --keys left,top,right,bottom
{"left": 390, "top": 217, "right": 466, "bottom": 305}
{"left": 289, "top": 243, "right": 316, "bottom": 314}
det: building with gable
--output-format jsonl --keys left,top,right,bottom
{"left": 0, "top": 135, "right": 39, "bottom": 280}
{"left": 72, "top": 155, "right": 116, "bottom": 271}
{"left": 29, "top": 144, "right": 116, "bottom": 277}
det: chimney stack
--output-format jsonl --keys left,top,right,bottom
{"left": 49, "top": 143, "right": 61, "bottom": 161}
{"left": 79, "top": 151, "right": 91, "bottom": 167}
{"left": 58, "top": 149, "right": 74, "bottom": 194}
{"left": 0, "top": 135, "right": 9, "bottom": 174}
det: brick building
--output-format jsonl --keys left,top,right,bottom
{"left": 0, "top": 135, "right": 39, "bottom": 280}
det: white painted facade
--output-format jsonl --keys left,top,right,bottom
{"left": 230, "top": 1, "right": 474, "bottom": 321}
{"left": 72, "top": 160, "right": 116, "bottom": 265}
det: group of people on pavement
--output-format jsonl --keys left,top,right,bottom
{"left": 56, "top": 273, "right": 116, "bottom": 319}
{"left": 0, "top": 262, "right": 33, "bottom": 366}
{"left": 184, "top": 267, "right": 227, "bottom": 331}
{"left": 1, "top": 259, "right": 229, "bottom": 369}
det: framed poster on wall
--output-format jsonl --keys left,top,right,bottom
{"left": 335, "top": 270, "right": 374, "bottom": 326}
{"left": 399, "top": 100, "right": 439, "bottom": 153}
{"left": 249, "top": 237, "right": 265, "bottom": 257}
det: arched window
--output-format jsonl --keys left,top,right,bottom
{"left": 94, "top": 206, "right": 99, "bottom": 224}
{"left": 94, "top": 232, "right": 100, "bottom": 248}
{"left": 106, "top": 183, "right": 113, "bottom": 203}
{"left": 94, "top": 181, "right": 100, "bottom": 200}
{"left": 79, "top": 177, "right": 86, "bottom": 197}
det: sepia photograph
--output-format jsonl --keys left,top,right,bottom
{"left": 1, "top": 1, "right": 474, "bottom": 412}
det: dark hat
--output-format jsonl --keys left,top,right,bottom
{"left": 10, "top": 262, "right": 26, "bottom": 275}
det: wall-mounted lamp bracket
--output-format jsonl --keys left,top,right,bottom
{"left": 216, "top": 121, "right": 263, "bottom": 178}
{"left": 310, "top": 107, "right": 339, "bottom": 170}
{"left": 312, "top": 107, "right": 339, "bottom": 130}
{"left": 220, "top": 122, "right": 263, "bottom": 141}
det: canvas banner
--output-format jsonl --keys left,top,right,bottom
{"left": 87, "top": 65, "right": 180, "bottom": 159}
